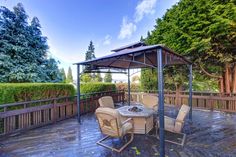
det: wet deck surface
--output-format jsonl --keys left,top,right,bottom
{"left": 1, "top": 105, "right": 236, "bottom": 157}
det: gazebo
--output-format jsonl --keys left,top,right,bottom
{"left": 75, "top": 42, "right": 193, "bottom": 157}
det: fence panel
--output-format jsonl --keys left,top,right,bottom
{"left": 127, "top": 91, "right": 236, "bottom": 112}
{"left": 0, "top": 90, "right": 124, "bottom": 137}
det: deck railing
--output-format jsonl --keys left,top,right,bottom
{"left": 127, "top": 91, "right": 236, "bottom": 112}
{"left": 0, "top": 90, "right": 124, "bottom": 137}
{"left": 1, "top": 89, "right": 235, "bottom": 137}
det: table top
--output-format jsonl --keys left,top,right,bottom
{"left": 117, "top": 105, "right": 154, "bottom": 117}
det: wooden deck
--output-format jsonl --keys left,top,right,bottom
{"left": 1, "top": 106, "right": 236, "bottom": 157}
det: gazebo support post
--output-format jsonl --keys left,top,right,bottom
{"left": 157, "top": 48, "right": 165, "bottom": 157}
{"left": 188, "top": 64, "right": 193, "bottom": 120}
{"left": 128, "top": 68, "right": 131, "bottom": 106}
{"left": 77, "top": 64, "right": 81, "bottom": 123}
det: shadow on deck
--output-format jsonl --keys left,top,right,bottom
{"left": 1, "top": 106, "right": 236, "bottom": 157}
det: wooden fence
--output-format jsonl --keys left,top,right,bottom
{"left": 128, "top": 91, "right": 236, "bottom": 112}
{"left": 1, "top": 89, "right": 235, "bottom": 137}
{"left": 0, "top": 90, "right": 124, "bottom": 137}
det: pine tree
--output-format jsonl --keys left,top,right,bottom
{"left": 0, "top": 3, "right": 62, "bottom": 83}
{"left": 140, "top": 36, "right": 145, "bottom": 42}
{"left": 82, "top": 41, "right": 101, "bottom": 82}
{"left": 85, "top": 41, "right": 95, "bottom": 61}
{"left": 43, "top": 58, "right": 62, "bottom": 82}
{"left": 94, "top": 73, "right": 103, "bottom": 82}
{"left": 66, "top": 67, "right": 73, "bottom": 83}
{"left": 104, "top": 70, "right": 112, "bottom": 83}
{"left": 60, "top": 68, "right": 66, "bottom": 83}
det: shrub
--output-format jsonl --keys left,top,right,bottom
{"left": 115, "top": 83, "right": 141, "bottom": 92}
{"left": 0, "top": 83, "right": 75, "bottom": 105}
{"left": 80, "top": 83, "right": 116, "bottom": 94}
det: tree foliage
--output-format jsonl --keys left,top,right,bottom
{"left": 81, "top": 41, "right": 103, "bottom": 82}
{"left": 142, "top": 0, "right": 236, "bottom": 92}
{"left": 60, "top": 68, "right": 66, "bottom": 83}
{"left": 104, "top": 70, "right": 112, "bottom": 83}
{"left": 94, "top": 73, "right": 103, "bottom": 82}
{"left": 0, "top": 3, "right": 62, "bottom": 83}
{"left": 66, "top": 66, "right": 73, "bottom": 83}
{"left": 81, "top": 73, "right": 92, "bottom": 83}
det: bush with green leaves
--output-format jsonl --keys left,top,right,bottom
{"left": 115, "top": 83, "right": 141, "bottom": 92}
{"left": 80, "top": 83, "right": 116, "bottom": 94}
{"left": 0, "top": 83, "right": 75, "bottom": 104}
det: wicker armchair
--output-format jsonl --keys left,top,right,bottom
{"left": 95, "top": 107, "right": 134, "bottom": 152}
{"left": 142, "top": 95, "right": 158, "bottom": 111}
{"left": 98, "top": 96, "right": 115, "bottom": 108}
{"left": 156, "top": 104, "right": 190, "bottom": 146}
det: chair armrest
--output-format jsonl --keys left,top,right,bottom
{"left": 164, "top": 116, "right": 175, "bottom": 121}
{"left": 152, "top": 104, "right": 158, "bottom": 110}
{"left": 175, "top": 119, "right": 184, "bottom": 124}
{"left": 121, "top": 118, "right": 133, "bottom": 126}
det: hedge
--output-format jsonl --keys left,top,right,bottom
{"left": 115, "top": 83, "right": 141, "bottom": 92}
{"left": 0, "top": 83, "right": 75, "bottom": 105}
{"left": 80, "top": 83, "right": 116, "bottom": 94}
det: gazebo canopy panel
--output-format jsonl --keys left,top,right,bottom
{"left": 76, "top": 44, "right": 191, "bottom": 70}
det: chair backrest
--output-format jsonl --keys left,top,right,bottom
{"left": 174, "top": 104, "right": 190, "bottom": 132}
{"left": 142, "top": 95, "right": 158, "bottom": 110}
{"left": 98, "top": 96, "right": 115, "bottom": 108}
{"left": 95, "top": 107, "right": 121, "bottom": 137}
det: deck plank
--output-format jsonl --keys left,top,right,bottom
{"left": 0, "top": 106, "right": 236, "bottom": 157}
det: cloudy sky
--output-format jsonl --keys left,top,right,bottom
{"left": 1, "top": 0, "right": 179, "bottom": 80}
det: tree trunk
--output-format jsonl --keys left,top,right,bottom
{"left": 232, "top": 64, "right": 236, "bottom": 93}
{"left": 175, "top": 85, "right": 182, "bottom": 106}
{"left": 219, "top": 78, "right": 224, "bottom": 93}
{"left": 224, "top": 63, "right": 231, "bottom": 94}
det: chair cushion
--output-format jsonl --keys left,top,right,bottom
{"left": 142, "top": 95, "right": 158, "bottom": 110}
{"left": 157, "top": 116, "right": 175, "bottom": 132}
{"left": 164, "top": 116, "right": 175, "bottom": 132}
{"left": 95, "top": 107, "right": 122, "bottom": 133}
{"left": 176, "top": 104, "right": 190, "bottom": 121}
{"left": 98, "top": 96, "right": 115, "bottom": 108}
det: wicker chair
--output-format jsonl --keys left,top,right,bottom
{"left": 95, "top": 107, "right": 134, "bottom": 152}
{"left": 142, "top": 95, "right": 158, "bottom": 111}
{"left": 156, "top": 104, "right": 190, "bottom": 146}
{"left": 98, "top": 96, "right": 115, "bottom": 108}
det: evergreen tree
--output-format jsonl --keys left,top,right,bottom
{"left": 66, "top": 66, "right": 73, "bottom": 83}
{"left": 0, "top": 3, "right": 62, "bottom": 83}
{"left": 82, "top": 41, "right": 101, "bottom": 82}
{"left": 142, "top": 0, "right": 236, "bottom": 92}
{"left": 85, "top": 41, "right": 95, "bottom": 61}
{"left": 43, "top": 58, "right": 62, "bottom": 82}
{"left": 104, "top": 70, "right": 112, "bottom": 83}
{"left": 60, "top": 68, "right": 66, "bottom": 83}
{"left": 94, "top": 73, "right": 103, "bottom": 82}
{"left": 140, "top": 36, "right": 145, "bottom": 42}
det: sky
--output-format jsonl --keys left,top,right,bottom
{"left": 1, "top": 0, "right": 179, "bottom": 81}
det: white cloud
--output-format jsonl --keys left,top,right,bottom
{"left": 134, "top": 0, "right": 157, "bottom": 22}
{"left": 118, "top": 17, "right": 137, "bottom": 39}
{"left": 103, "top": 35, "right": 112, "bottom": 45}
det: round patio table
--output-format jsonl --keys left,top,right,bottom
{"left": 117, "top": 105, "right": 154, "bottom": 134}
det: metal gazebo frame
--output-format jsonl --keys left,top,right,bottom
{"left": 75, "top": 42, "right": 192, "bottom": 157}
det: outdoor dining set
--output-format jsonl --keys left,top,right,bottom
{"left": 95, "top": 95, "right": 190, "bottom": 152}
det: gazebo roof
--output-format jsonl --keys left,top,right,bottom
{"left": 75, "top": 43, "right": 191, "bottom": 70}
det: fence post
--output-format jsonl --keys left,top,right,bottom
{"left": 52, "top": 98, "right": 57, "bottom": 123}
